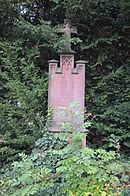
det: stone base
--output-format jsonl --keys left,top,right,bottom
{"left": 50, "top": 121, "right": 88, "bottom": 133}
{"left": 49, "top": 122, "right": 88, "bottom": 148}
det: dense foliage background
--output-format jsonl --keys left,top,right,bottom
{"left": 0, "top": 0, "right": 130, "bottom": 166}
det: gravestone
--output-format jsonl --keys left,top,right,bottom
{"left": 48, "top": 19, "right": 86, "bottom": 147}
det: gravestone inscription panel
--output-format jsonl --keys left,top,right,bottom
{"left": 48, "top": 55, "right": 86, "bottom": 132}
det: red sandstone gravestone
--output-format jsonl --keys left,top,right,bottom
{"left": 48, "top": 19, "right": 86, "bottom": 147}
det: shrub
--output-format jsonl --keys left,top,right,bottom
{"left": 0, "top": 39, "right": 48, "bottom": 165}
{"left": 1, "top": 103, "right": 129, "bottom": 195}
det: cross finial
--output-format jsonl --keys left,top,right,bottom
{"left": 59, "top": 19, "right": 77, "bottom": 53}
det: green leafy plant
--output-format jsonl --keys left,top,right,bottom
{"left": 52, "top": 103, "right": 130, "bottom": 196}
{"left": 1, "top": 153, "right": 54, "bottom": 196}
{"left": 1, "top": 103, "right": 129, "bottom": 195}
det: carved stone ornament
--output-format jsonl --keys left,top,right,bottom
{"left": 59, "top": 19, "right": 77, "bottom": 52}
{"left": 50, "top": 64, "right": 56, "bottom": 70}
{"left": 62, "top": 56, "right": 72, "bottom": 70}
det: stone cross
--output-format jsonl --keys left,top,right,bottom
{"left": 59, "top": 19, "right": 77, "bottom": 52}
{"left": 48, "top": 19, "right": 87, "bottom": 147}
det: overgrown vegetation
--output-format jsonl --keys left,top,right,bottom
{"left": 1, "top": 104, "right": 129, "bottom": 195}
{"left": 0, "top": 0, "right": 130, "bottom": 195}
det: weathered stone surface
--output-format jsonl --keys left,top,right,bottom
{"left": 48, "top": 20, "right": 87, "bottom": 147}
{"left": 59, "top": 19, "right": 77, "bottom": 53}
{"left": 48, "top": 54, "right": 86, "bottom": 132}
